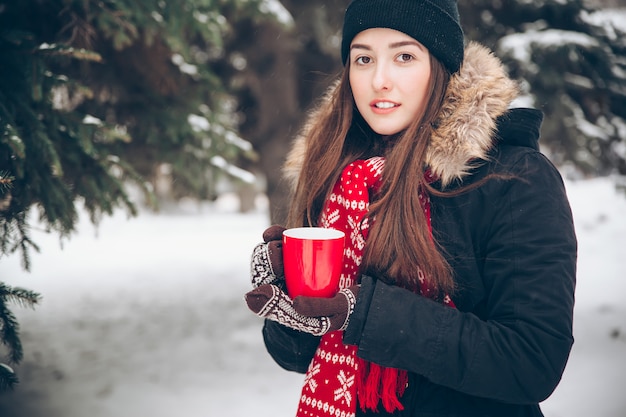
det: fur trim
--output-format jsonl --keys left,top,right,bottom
{"left": 282, "top": 80, "right": 341, "bottom": 189}
{"left": 283, "top": 42, "right": 519, "bottom": 188}
{"left": 283, "top": 119, "right": 314, "bottom": 190}
{"left": 426, "top": 42, "right": 519, "bottom": 186}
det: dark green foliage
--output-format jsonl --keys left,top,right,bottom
{"left": 459, "top": 0, "right": 626, "bottom": 176}
{"left": 0, "top": 0, "right": 277, "bottom": 262}
{"left": 0, "top": 283, "right": 40, "bottom": 390}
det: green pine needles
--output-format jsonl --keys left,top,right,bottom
{"left": 0, "top": 283, "right": 40, "bottom": 390}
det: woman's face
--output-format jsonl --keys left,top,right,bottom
{"left": 349, "top": 28, "right": 432, "bottom": 136}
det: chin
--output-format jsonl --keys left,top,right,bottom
{"left": 366, "top": 120, "right": 407, "bottom": 136}
{"left": 372, "top": 127, "right": 403, "bottom": 136}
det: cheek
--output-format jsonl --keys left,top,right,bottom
{"left": 349, "top": 74, "right": 368, "bottom": 109}
{"left": 411, "top": 85, "right": 429, "bottom": 111}
{"left": 407, "top": 71, "right": 432, "bottom": 113}
{"left": 349, "top": 73, "right": 360, "bottom": 97}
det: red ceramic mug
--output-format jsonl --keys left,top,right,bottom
{"left": 282, "top": 227, "right": 345, "bottom": 298}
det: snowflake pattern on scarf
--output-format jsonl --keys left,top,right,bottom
{"left": 296, "top": 157, "right": 382, "bottom": 417}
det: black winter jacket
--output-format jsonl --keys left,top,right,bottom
{"left": 261, "top": 107, "right": 577, "bottom": 417}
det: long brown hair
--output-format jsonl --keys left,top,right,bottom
{"left": 287, "top": 56, "right": 455, "bottom": 294}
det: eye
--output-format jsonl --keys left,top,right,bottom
{"left": 355, "top": 56, "right": 372, "bottom": 65}
{"left": 397, "top": 53, "right": 414, "bottom": 63}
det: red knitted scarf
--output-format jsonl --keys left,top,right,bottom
{"left": 295, "top": 157, "right": 454, "bottom": 416}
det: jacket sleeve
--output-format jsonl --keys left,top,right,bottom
{"left": 344, "top": 150, "right": 577, "bottom": 404}
{"left": 262, "top": 319, "right": 320, "bottom": 374}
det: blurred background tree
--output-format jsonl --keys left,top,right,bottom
{"left": 1, "top": 0, "right": 625, "bottom": 390}
{"left": 219, "top": 0, "right": 349, "bottom": 221}
{"left": 0, "top": 0, "right": 283, "bottom": 390}
{"left": 459, "top": 0, "right": 626, "bottom": 177}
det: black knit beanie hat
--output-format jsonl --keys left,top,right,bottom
{"left": 341, "top": 0, "right": 465, "bottom": 74}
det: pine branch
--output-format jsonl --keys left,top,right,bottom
{"left": 0, "top": 171, "right": 13, "bottom": 212}
{"left": 0, "top": 303, "right": 22, "bottom": 364}
{"left": 0, "top": 282, "right": 40, "bottom": 391}
{"left": 0, "top": 171, "right": 13, "bottom": 191}
{"left": 0, "top": 213, "right": 41, "bottom": 272}
{"left": 36, "top": 43, "right": 103, "bottom": 63}
{"left": 0, "top": 363, "right": 18, "bottom": 391}
{"left": 0, "top": 283, "right": 41, "bottom": 310}
{"left": 0, "top": 285, "right": 41, "bottom": 364}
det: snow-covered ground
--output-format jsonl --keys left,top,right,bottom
{"left": 0, "top": 177, "right": 625, "bottom": 417}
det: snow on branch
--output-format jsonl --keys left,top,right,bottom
{"left": 211, "top": 155, "right": 256, "bottom": 184}
{"left": 499, "top": 29, "right": 599, "bottom": 67}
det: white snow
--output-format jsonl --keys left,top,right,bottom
{"left": 171, "top": 54, "right": 199, "bottom": 76}
{"left": 580, "top": 9, "right": 626, "bottom": 41}
{"left": 211, "top": 155, "right": 256, "bottom": 184}
{"left": 259, "top": 0, "right": 294, "bottom": 27}
{"left": 82, "top": 115, "right": 103, "bottom": 126}
{"left": 0, "top": 176, "right": 625, "bottom": 417}
{"left": 498, "top": 29, "right": 600, "bottom": 74}
{"left": 188, "top": 114, "right": 211, "bottom": 132}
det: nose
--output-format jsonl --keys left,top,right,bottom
{"left": 372, "top": 62, "right": 391, "bottom": 91}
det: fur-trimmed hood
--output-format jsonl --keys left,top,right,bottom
{"left": 284, "top": 42, "right": 520, "bottom": 188}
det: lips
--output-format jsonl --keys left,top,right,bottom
{"left": 370, "top": 100, "right": 399, "bottom": 113}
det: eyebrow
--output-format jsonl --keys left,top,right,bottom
{"left": 350, "top": 40, "right": 426, "bottom": 53}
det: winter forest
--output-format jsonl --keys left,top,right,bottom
{"left": 1, "top": 0, "right": 626, "bottom": 416}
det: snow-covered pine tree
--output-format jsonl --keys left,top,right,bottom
{"left": 459, "top": 0, "right": 626, "bottom": 178}
{"left": 0, "top": 0, "right": 281, "bottom": 390}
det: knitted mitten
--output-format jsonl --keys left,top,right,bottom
{"left": 245, "top": 284, "right": 331, "bottom": 336}
{"left": 245, "top": 284, "right": 359, "bottom": 335}
{"left": 250, "top": 225, "right": 286, "bottom": 288}
{"left": 293, "top": 285, "right": 359, "bottom": 331}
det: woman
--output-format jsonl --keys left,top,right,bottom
{"left": 245, "top": 0, "right": 577, "bottom": 416}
